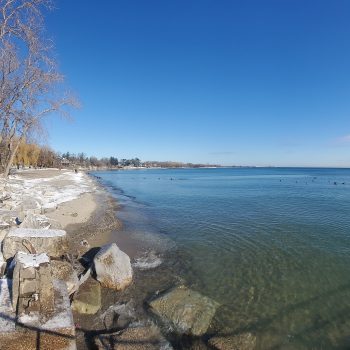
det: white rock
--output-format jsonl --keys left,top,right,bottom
{"left": 2, "top": 228, "right": 69, "bottom": 259}
{"left": 93, "top": 243, "right": 133, "bottom": 291}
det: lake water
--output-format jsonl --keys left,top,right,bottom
{"left": 93, "top": 167, "right": 350, "bottom": 349}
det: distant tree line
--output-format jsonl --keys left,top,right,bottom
{"left": 60, "top": 152, "right": 141, "bottom": 168}
{"left": 10, "top": 141, "right": 220, "bottom": 171}
{"left": 13, "top": 141, "right": 59, "bottom": 169}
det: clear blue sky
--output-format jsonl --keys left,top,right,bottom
{"left": 45, "top": 0, "right": 350, "bottom": 167}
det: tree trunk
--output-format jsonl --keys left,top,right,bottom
{"left": 3, "top": 139, "right": 20, "bottom": 177}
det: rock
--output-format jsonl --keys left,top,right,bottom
{"left": 78, "top": 239, "right": 91, "bottom": 256}
{"left": 12, "top": 251, "right": 54, "bottom": 318}
{"left": 148, "top": 286, "right": 219, "bottom": 336}
{"left": 41, "top": 202, "right": 58, "bottom": 214}
{"left": 95, "top": 324, "right": 173, "bottom": 350}
{"left": 208, "top": 333, "right": 256, "bottom": 350}
{"left": 20, "top": 213, "right": 62, "bottom": 230}
{"left": 0, "top": 209, "right": 22, "bottom": 226}
{"left": 2, "top": 228, "right": 69, "bottom": 259}
{"left": 101, "top": 301, "right": 136, "bottom": 329}
{"left": 0, "top": 278, "right": 76, "bottom": 350}
{"left": 94, "top": 243, "right": 133, "bottom": 291}
{"left": 20, "top": 197, "right": 42, "bottom": 213}
{"left": 51, "top": 260, "right": 79, "bottom": 295}
{"left": 80, "top": 239, "right": 90, "bottom": 249}
{"left": 72, "top": 276, "right": 101, "bottom": 314}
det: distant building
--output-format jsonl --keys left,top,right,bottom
{"left": 61, "top": 158, "right": 70, "bottom": 167}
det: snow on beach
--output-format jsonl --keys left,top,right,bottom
{"left": 0, "top": 169, "right": 96, "bottom": 228}
{"left": 5, "top": 170, "right": 95, "bottom": 212}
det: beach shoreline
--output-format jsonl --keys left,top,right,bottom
{"left": 0, "top": 168, "right": 225, "bottom": 350}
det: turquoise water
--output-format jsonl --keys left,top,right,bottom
{"left": 93, "top": 168, "right": 350, "bottom": 349}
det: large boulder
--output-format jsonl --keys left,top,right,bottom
{"left": 72, "top": 276, "right": 101, "bottom": 315}
{"left": 2, "top": 228, "right": 69, "bottom": 259}
{"left": 148, "top": 286, "right": 219, "bottom": 336}
{"left": 208, "top": 333, "right": 256, "bottom": 350}
{"left": 51, "top": 260, "right": 79, "bottom": 295}
{"left": 93, "top": 243, "right": 132, "bottom": 291}
{"left": 95, "top": 324, "right": 173, "bottom": 350}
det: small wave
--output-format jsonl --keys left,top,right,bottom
{"left": 133, "top": 251, "right": 162, "bottom": 270}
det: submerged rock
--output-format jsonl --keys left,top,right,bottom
{"left": 94, "top": 243, "right": 133, "bottom": 291}
{"left": 148, "top": 285, "right": 219, "bottom": 336}
{"left": 95, "top": 324, "right": 173, "bottom": 350}
{"left": 72, "top": 276, "right": 101, "bottom": 314}
{"left": 101, "top": 301, "right": 137, "bottom": 330}
{"left": 51, "top": 260, "right": 79, "bottom": 295}
{"left": 208, "top": 333, "right": 256, "bottom": 350}
{"left": 2, "top": 228, "right": 69, "bottom": 259}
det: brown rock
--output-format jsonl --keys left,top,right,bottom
{"left": 72, "top": 276, "right": 101, "bottom": 314}
{"left": 148, "top": 285, "right": 219, "bottom": 336}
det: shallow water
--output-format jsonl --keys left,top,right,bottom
{"left": 93, "top": 167, "right": 350, "bottom": 349}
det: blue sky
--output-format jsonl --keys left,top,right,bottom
{"left": 45, "top": 0, "right": 350, "bottom": 166}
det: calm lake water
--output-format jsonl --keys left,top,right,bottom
{"left": 93, "top": 167, "right": 350, "bottom": 349}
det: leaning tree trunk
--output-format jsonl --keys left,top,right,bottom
{"left": 3, "top": 139, "right": 21, "bottom": 177}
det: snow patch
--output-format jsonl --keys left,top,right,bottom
{"left": 8, "top": 228, "right": 66, "bottom": 238}
{"left": 18, "top": 313, "right": 39, "bottom": 325}
{"left": 16, "top": 251, "right": 50, "bottom": 268}
{"left": 0, "top": 279, "right": 15, "bottom": 331}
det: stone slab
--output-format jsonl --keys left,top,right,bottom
{"left": 0, "top": 279, "right": 76, "bottom": 350}
{"left": 2, "top": 228, "right": 68, "bottom": 259}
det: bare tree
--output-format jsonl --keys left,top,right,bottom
{"left": 0, "top": 0, "right": 77, "bottom": 176}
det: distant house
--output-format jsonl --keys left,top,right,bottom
{"left": 61, "top": 157, "right": 70, "bottom": 167}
